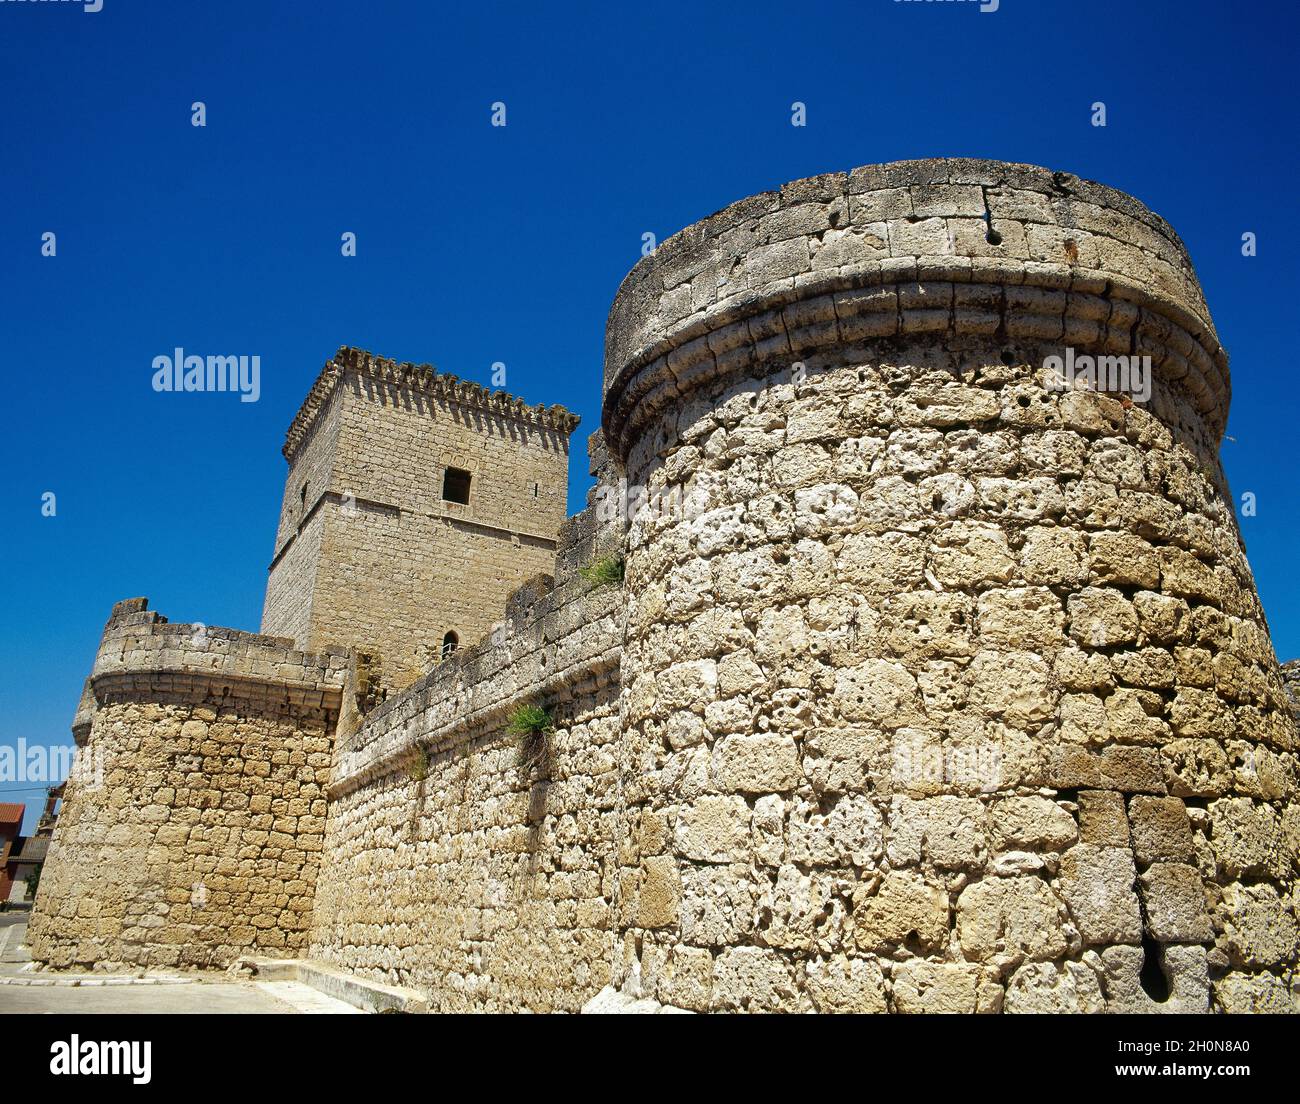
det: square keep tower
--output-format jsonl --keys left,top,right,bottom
{"left": 262, "top": 346, "right": 581, "bottom": 689}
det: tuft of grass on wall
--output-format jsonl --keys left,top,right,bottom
{"left": 578, "top": 554, "right": 624, "bottom": 589}
{"left": 405, "top": 745, "right": 429, "bottom": 783}
{"left": 508, "top": 704, "right": 553, "bottom": 775}
{"left": 507, "top": 704, "right": 553, "bottom": 736}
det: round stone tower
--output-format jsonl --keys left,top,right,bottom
{"left": 602, "top": 158, "right": 1298, "bottom": 1013}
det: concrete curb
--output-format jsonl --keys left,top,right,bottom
{"left": 236, "top": 957, "right": 429, "bottom": 1014}
{"left": 0, "top": 974, "right": 191, "bottom": 987}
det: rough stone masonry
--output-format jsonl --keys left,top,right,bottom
{"left": 30, "top": 159, "right": 1300, "bottom": 1013}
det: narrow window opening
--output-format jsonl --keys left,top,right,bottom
{"left": 442, "top": 467, "right": 471, "bottom": 505}
{"left": 533, "top": 482, "right": 539, "bottom": 497}
{"left": 441, "top": 631, "right": 459, "bottom": 658}
{"left": 300, "top": 481, "right": 309, "bottom": 507}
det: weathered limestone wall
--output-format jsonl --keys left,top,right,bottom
{"left": 260, "top": 382, "right": 343, "bottom": 645}
{"left": 1282, "top": 660, "right": 1300, "bottom": 721}
{"left": 263, "top": 347, "right": 582, "bottom": 689}
{"left": 601, "top": 159, "right": 1299, "bottom": 1013}
{"left": 29, "top": 599, "right": 346, "bottom": 969}
{"left": 308, "top": 451, "right": 626, "bottom": 1011}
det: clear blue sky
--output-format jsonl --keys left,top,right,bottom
{"left": 2, "top": 1, "right": 1296, "bottom": 833}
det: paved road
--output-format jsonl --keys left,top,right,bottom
{"left": 0, "top": 917, "right": 31, "bottom": 964}
{"left": 0, "top": 980, "right": 305, "bottom": 1014}
{"left": 0, "top": 920, "right": 360, "bottom": 1014}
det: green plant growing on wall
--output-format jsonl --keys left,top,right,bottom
{"left": 508, "top": 704, "right": 553, "bottom": 775}
{"left": 405, "top": 745, "right": 429, "bottom": 783}
{"left": 578, "top": 554, "right": 624, "bottom": 589}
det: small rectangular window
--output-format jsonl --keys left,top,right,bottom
{"left": 442, "top": 467, "right": 471, "bottom": 505}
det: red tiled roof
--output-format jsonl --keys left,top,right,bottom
{"left": 0, "top": 804, "right": 25, "bottom": 825}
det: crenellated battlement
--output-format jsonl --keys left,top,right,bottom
{"left": 283, "top": 345, "right": 582, "bottom": 463}
{"left": 76, "top": 597, "right": 348, "bottom": 732}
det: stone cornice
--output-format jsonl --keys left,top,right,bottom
{"left": 91, "top": 670, "right": 342, "bottom": 715}
{"left": 603, "top": 260, "right": 1230, "bottom": 460}
{"left": 602, "top": 159, "right": 1231, "bottom": 459}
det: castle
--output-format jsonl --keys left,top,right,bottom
{"left": 29, "top": 159, "right": 1300, "bottom": 1013}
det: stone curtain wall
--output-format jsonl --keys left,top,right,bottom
{"left": 309, "top": 678, "right": 621, "bottom": 1011}
{"left": 600, "top": 159, "right": 1299, "bottom": 1013}
{"left": 263, "top": 347, "right": 581, "bottom": 691}
{"left": 308, "top": 496, "right": 625, "bottom": 1011}
{"left": 29, "top": 600, "right": 346, "bottom": 969}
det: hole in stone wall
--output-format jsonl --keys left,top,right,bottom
{"left": 441, "top": 631, "right": 459, "bottom": 658}
{"left": 985, "top": 228, "right": 1003, "bottom": 246}
{"left": 1139, "top": 932, "right": 1172, "bottom": 1003}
